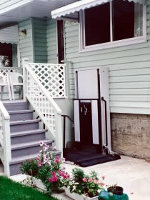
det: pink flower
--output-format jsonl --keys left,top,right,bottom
{"left": 44, "top": 146, "right": 49, "bottom": 151}
{"left": 59, "top": 170, "right": 70, "bottom": 179}
{"left": 37, "top": 161, "right": 41, "bottom": 167}
{"left": 49, "top": 176, "right": 58, "bottom": 182}
{"left": 52, "top": 171, "right": 56, "bottom": 177}
{"left": 93, "top": 179, "right": 99, "bottom": 184}
{"left": 36, "top": 156, "right": 41, "bottom": 161}
{"left": 82, "top": 178, "right": 87, "bottom": 182}
{"left": 40, "top": 141, "right": 44, "bottom": 147}
{"left": 54, "top": 157, "right": 61, "bottom": 164}
{"left": 88, "top": 178, "right": 93, "bottom": 182}
{"left": 99, "top": 182, "right": 105, "bottom": 187}
{"left": 51, "top": 146, "right": 56, "bottom": 151}
{"left": 102, "top": 176, "right": 105, "bottom": 180}
{"left": 49, "top": 171, "right": 58, "bottom": 182}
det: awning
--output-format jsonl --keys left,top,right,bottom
{"left": 51, "top": 0, "right": 146, "bottom": 19}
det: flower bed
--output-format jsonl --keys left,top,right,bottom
{"left": 20, "top": 142, "right": 128, "bottom": 200}
{"left": 64, "top": 168, "right": 105, "bottom": 200}
{"left": 65, "top": 188, "right": 99, "bottom": 200}
{"left": 20, "top": 142, "right": 69, "bottom": 195}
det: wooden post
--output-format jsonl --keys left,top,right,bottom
{"left": 2, "top": 115, "right": 11, "bottom": 176}
{"left": 55, "top": 113, "right": 63, "bottom": 157}
{"left": 22, "top": 58, "right": 29, "bottom": 100}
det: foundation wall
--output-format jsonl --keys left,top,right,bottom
{"left": 111, "top": 113, "right": 150, "bottom": 159}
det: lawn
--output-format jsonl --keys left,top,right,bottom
{"left": 0, "top": 176, "right": 58, "bottom": 200}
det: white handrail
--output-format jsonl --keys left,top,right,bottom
{"left": 23, "top": 62, "right": 63, "bottom": 152}
{"left": 24, "top": 64, "right": 62, "bottom": 114}
{"left": 0, "top": 100, "right": 11, "bottom": 176}
{"left": 0, "top": 101, "right": 10, "bottom": 120}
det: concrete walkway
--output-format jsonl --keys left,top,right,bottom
{"left": 0, "top": 156, "right": 150, "bottom": 200}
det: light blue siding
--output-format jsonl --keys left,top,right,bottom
{"left": 32, "top": 18, "right": 47, "bottom": 63}
{"left": 19, "top": 18, "right": 47, "bottom": 64}
{"left": 64, "top": 1, "right": 150, "bottom": 114}
{"left": 19, "top": 19, "right": 34, "bottom": 64}
{"left": 47, "top": 19, "right": 58, "bottom": 63}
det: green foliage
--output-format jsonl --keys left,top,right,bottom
{"left": 20, "top": 142, "right": 69, "bottom": 195}
{"left": 67, "top": 168, "right": 105, "bottom": 198}
{"left": 37, "top": 163, "right": 52, "bottom": 183}
{"left": 72, "top": 168, "right": 85, "bottom": 182}
{"left": 20, "top": 159, "right": 39, "bottom": 176}
{"left": 0, "top": 176, "right": 58, "bottom": 200}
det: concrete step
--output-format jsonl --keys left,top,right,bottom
{"left": 9, "top": 110, "right": 34, "bottom": 121}
{"left": 10, "top": 150, "right": 61, "bottom": 176}
{"left": 10, "top": 119, "right": 40, "bottom": 133}
{"left": 11, "top": 139, "right": 53, "bottom": 158}
{"left": 4, "top": 101, "right": 29, "bottom": 111}
{"left": 11, "top": 129, "right": 47, "bottom": 145}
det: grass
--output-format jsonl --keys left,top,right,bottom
{"left": 0, "top": 176, "right": 58, "bottom": 200}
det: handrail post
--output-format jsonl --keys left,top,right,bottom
{"left": 2, "top": 116, "right": 11, "bottom": 176}
{"left": 23, "top": 58, "right": 29, "bottom": 100}
{"left": 55, "top": 112, "right": 63, "bottom": 157}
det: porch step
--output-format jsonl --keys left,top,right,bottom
{"left": 10, "top": 119, "right": 41, "bottom": 133}
{"left": 11, "top": 139, "right": 53, "bottom": 158}
{"left": 78, "top": 154, "right": 121, "bottom": 167}
{"left": 64, "top": 146, "right": 121, "bottom": 167}
{"left": 4, "top": 101, "right": 29, "bottom": 111}
{"left": 9, "top": 110, "right": 34, "bottom": 121}
{"left": 11, "top": 129, "right": 47, "bottom": 145}
{"left": 2, "top": 100, "right": 59, "bottom": 176}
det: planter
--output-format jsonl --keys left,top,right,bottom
{"left": 107, "top": 186, "right": 123, "bottom": 195}
{"left": 99, "top": 190, "right": 129, "bottom": 200}
{"left": 65, "top": 188, "right": 98, "bottom": 200}
{"left": 32, "top": 177, "right": 46, "bottom": 191}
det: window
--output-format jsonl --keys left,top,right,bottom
{"left": 85, "top": 3, "right": 110, "bottom": 46}
{"left": 80, "top": 0, "right": 146, "bottom": 51}
{"left": 0, "top": 43, "right": 18, "bottom": 67}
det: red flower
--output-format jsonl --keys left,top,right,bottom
{"left": 49, "top": 171, "right": 58, "bottom": 182}
{"left": 52, "top": 171, "right": 56, "bottom": 177}
{"left": 54, "top": 159, "right": 60, "bottom": 163}
{"left": 59, "top": 170, "right": 70, "bottom": 179}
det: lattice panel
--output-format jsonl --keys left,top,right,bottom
{"left": 0, "top": 112, "right": 4, "bottom": 147}
{"left": 26, "top": 70, "right": 56, "bottom": 136}
{"left": 0, "top": 67, "right": 22, "bottom": 76}
{"left": 29, "top": 63, "right": 66, "bottom": 98}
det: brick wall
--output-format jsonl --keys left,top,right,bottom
{"left": 111, "top": 113, "right": 150, "bottom": 159}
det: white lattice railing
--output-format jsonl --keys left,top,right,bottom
{"left": 0, "top": 67, "right": 22, "bottom": 76}
{"left": 23, "top": 61, "right": 63, "bottom": 152}
{"left": 0, "top": 101, "right": 11, "bottom": 176}
{"left": 28, "top": 63, "right": 66, "bottom": 98}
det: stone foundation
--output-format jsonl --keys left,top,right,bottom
{"left": 111, "top": 113, "right": 150, "bottom": 159}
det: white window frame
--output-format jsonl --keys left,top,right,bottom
{"left": 79, "top": 1, "right": 147, "bottom": 52}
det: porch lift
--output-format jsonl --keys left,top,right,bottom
{"left": 64, "top": 68, "right": 120, "bottom": 167}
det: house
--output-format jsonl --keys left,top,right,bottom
{"left": 51, "top": 0, "right": 150, "bottom": 159}
{"left": 0, "top": 0, "right": 149, "bottom": 175}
